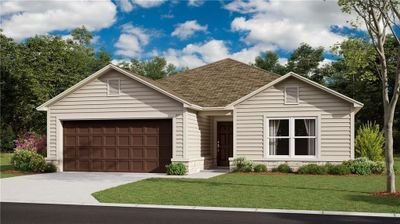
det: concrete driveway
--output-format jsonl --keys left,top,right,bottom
{"left": 0, "top": 170, "right": 226, "bottom": 204}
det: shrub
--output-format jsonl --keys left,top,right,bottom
{"left": 11, "top": 149, "right": 35, "bottom": 171}
{"left": 326, "top": 164, "right": 351, "bottom": 175}
{"left": 44, "top": 162, "right": 57, "bottom": 173}
{"left": 273, "top": 163, "right": 293, "bottom": 173}
{"left": 343, "top": 157, "right": 384, "bottom": 175}
{"left": 355, "top": 122, "right": 384, "bottom": 161}
{"left": 253, "top": 164, "right": 267, "bottom": 172}
{"left": 232, "top": 157, "right": 253, "bottom": 172}
{"left": 14, "top": 132, "right": 47, "bottom": 156}
{"left": 297, "top": 164, "right": 328, "bottom": 175}
{"left": 166, "top": 163, "right": 187, "bottom": 175}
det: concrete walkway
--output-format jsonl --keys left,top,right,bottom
{"left": 0, "top": 170, "right": 226, "bottom": 204}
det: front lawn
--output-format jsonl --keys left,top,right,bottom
{"left": 0, "top": 152, "right": 30, "bottom": 178}
{"left": 94, "top": 172, "right": 400, "bottom": 213}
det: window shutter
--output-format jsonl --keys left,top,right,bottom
{"left": 285, "top": 87, "right": 298, "bottom": 104}
{"left": 108, "top": 80, "right": 120, "bottom": 96}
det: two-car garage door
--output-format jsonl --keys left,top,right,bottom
{"left": 63, "top": 119, "right": 172, "bottom": 172}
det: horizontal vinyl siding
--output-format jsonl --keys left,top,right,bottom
{"left": 47, "top": 70, "right": 184, "bottom": 160}
{"left": 235, "top": 77, "right": 352, "bottom": 161}
{"left": 186, "top": 110, "right": 211, "bottom": 160}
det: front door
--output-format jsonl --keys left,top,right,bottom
{"left": 217, "top": 122, "right": 233, "bottom": 166}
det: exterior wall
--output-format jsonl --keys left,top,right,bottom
{"left": 46, "top": 70, "right": 184, "bottom": 169}
{"left": 177, "top": 109, "right": 212, "bottom": 173}
{"left": 234, "top": 77, "right": 353, "bottom": 166}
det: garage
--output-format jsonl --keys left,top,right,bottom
{"left": 63, "top": 119, "right": 172, "bottom": 172}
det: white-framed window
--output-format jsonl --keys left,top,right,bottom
{"left": 285, "top": 86, "right": 299, "bottom": 104}
{"left": 107, "top": 79, "right": 120, "bottom": 96}
{"left": 265, "top": 116, "right": 317, "bottom": 158}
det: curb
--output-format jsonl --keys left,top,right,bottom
{"left": 1, "top": 200, "right": 399, "bottom": 218}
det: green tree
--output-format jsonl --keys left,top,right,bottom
{"left": 286, "top": 43, "right": 324, "bottom": 82}
{"left": 0, "top": 29, "right": 111, "bottom": 150}
{"left": 254, "top": 51, "right": 287, "bottom": 75}
{"left": 71, "top": 26, "right": 93, "bottom": 45}
{"left": 118, "top": 56, "right": 178, "bottom": 80}
{"left": 339, "top": 0, "right": 400, "bottom": 193}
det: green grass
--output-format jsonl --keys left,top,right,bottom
{"left": 0, "top": 152, "right": 27, "bottom": 178}
{"left": 94, "top": 172, "right": 400, "bottom": 213}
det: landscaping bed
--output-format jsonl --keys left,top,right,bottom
{"left": 0, "top": 152, "right": 28, "bottom": 178}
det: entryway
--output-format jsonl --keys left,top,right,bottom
{"left": 217, "top": 121, "right": 233, "bottom": 166}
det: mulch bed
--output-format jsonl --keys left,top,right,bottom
{"left": 0, "top": 169, "right": 35, "bottom": 174}
{"left": 371, "top": 191, "right": 400, "bottom": 198}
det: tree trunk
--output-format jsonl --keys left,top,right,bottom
{"left": 384, "top": 104, "right": 396, "bottom": 193}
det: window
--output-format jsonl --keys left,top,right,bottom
{"left": 285, "top": 86, "right": 299, "bottom": 104}
{"left": 266, "top": 117, "right": 317, "bottom": 157}
{"left": 107, "top": 79, "right": 120, "bottom": 96}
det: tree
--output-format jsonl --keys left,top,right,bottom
{"left": 118, "top": 56, "right": 178, "bottom": 80}
{"left": 339, "top": 0, "right": 400, "bottom": 193}
{"left": 254, "top": 51, "right": 287, "bottom": 75}
{"left": 71, "top": 26, "right": 93, "bottom": 45}
{"left": 0, "top": 28, "right": 111, "bottom": 150}
{"left": 286, "top": 43, "right": 324, "bottom": 82}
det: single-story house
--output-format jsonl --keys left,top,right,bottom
{"left": 37, "top": 58, "right": 363, "bottom": 174}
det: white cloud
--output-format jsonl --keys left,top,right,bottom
{"left": 171, "top": 20, "right": 208, "bottom": 40}
{"left": 188, "top": 0, "right": 204, "bottom": 7}
{"left": 163, "top": 39, "right": 275, "bottom": 68}
{"left": 117, "top": 0, "right": 165, "bottom": 12}
{"left": 0, "top": 0, "right": 116, "bottom": 41}
{"left": 115, "top": 24, "right": 149, "bottom": 58}
{"left": 318, "top": 58, "right": 334, "bottom": 68}
{"left": 225, "top": 0, "right": 354, "bottom": 50}
{"left": 278, "top": 58, "right": 288, "bottom": 65}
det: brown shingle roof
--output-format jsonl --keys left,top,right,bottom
{"left": 154, "top": 58, "right": 280, "bottom": 107}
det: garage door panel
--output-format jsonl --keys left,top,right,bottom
{"left": 118, "top": 147, "right": 130, "bottom": 158}
{"left": 92, "top": 136, "right": 103, "bottom": 146}
{"left": 63, "top": 119, "right": 172, "bottom": 172}
{"left": 118, "top": 136, "right": 130, "bottom": 146}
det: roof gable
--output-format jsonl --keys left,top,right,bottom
{"left": 36, "top": 64, "right": 193, "bottom": 111}
{"left": 228, "top": 72, "right": 364, "bottom": 109}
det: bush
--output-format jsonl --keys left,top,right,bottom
{"left": 15, "top": 132, "right": 47, "bottom": 156}
{"left": 355, "top": 122, "right": 384, "bottom": 161}
{"left": 44, "top": 162, "right": 57, "bottom": 173}
{"left": 253, "top": 164, "right": 267, "bottom": 172}
{"left": 273, "top": 163, "right": 293, "bottom": 173}
{"left": 232, "top": 157, "right": 253, "bottom": 172}
{"left": 166, "top": 163, "right": 187, "bottom": 175}
{"left": 11, "top": 149, "right": 48, "bottom": 172}
{"left": 326, "top": 164, "right": 351, "bottom": 175}
{"left": 297, "top": 164, "right": 328, "bottom": 175}
{"left": 342, "top": 157, "right": 385, "bottom": 175}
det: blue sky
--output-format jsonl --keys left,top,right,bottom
{"left": 1, "top": 0, "right": 362, "bottom": 68}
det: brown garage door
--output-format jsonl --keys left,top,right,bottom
{"left": 63, "top": 119, "right": 172, "bottom": 172}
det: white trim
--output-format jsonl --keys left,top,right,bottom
{"left": 106, "top": 79, "right": 120, "bottom": 96}
{"left": 37, "top": 64, "right": 198, "bottom": 111}
{"left": 54, "top": 114, "right": 176, "bottom": 172}
{"left": 228, "top": 72, "right": 363, "bottom": 109}
{"left": 183, "top": 108, "right": 188, "bottom": 159}
{"left": 264, "top": 116, "right": 320, "bottom": 160}
{"left": 284, "top": 86, "right": 299, "bottom": 105}
{"left": 213, "top": 117, "right": 233, "bottom": 166}
{"left": 350, "top": 111, "right": 355, "bottom": 159}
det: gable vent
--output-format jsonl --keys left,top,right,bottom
{"left": 285, "top": 86, "right": 299, "bottom": 104}
{"left": 107, "top": 80, "right": 120, "bottom": 96}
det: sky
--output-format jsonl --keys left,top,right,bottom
{"left": 0, "top": 0, "right": 362, "bottom": 68}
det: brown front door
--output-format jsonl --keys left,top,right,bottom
{"left": 63, "top": 119, "right": 172, "bottom": 173}
{"left": 217, "top": 122, "right": 233, "bottom": 166}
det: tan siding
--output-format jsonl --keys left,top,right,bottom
{"left": 185, "top": 110, "right": 212, "bottom": 168}
{"left": 235, "top": 77, "right": 352, "bottom": 161}
{"left": 47, "top": 70, "right": 184, "bottom": 160}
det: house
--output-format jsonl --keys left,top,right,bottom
{"left": 37, "top": 58, "right": 363, "bottom": 174}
